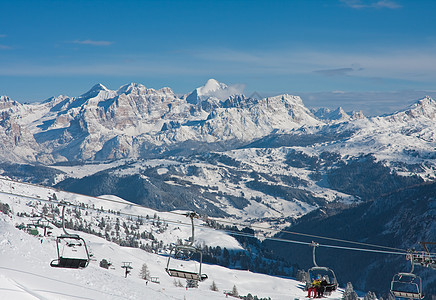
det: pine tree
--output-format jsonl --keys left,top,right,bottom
{"left": 364, "top": 291, "right": 377, "bottom": 300}
{"left": 173, "top": 279, "right": 184, "bottom": 287}
{"left": 210, "top": 280, "right": 218, "bottom": 291}
{"left": 186, "top": 279, "right": 198, "bottom": 288}
{"left": 387, "top": 294, "right": 395, "bottom": 300}
{"left": 231, "top": 284, "right": 239, "bottom": 297}
{"left": 342, "top": 282, "right": 358, "bottom": 300}
{"left": 296, "top": 269, "right": 309, "bottom": 283}
{"left": 139, "top": 263, "right": 150, "bottom": 280}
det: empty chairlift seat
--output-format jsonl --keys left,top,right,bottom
{"left": 390, "top": 273, "right": 424, "bottom": 300}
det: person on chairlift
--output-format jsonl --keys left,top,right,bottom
{"left": 307, "top": 277, "right": 321, "bottom": 298}
{"left": 318, "top": 276, "right": 328, "bottom": 297}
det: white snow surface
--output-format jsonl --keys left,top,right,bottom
{"left": 196, "top": 79, "right": 229, "bottom": 98}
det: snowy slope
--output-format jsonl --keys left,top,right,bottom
{"left": 1, "top": 217, "right": 322, "bottom": 299}
{"left": 0, "top": 177, "right": 242, "bottom": 251}
{"left": 0, "top": 178, "right": 346, "bottom": 299}
{"left": 50, "top": 151, "right": 354, "bottom": 233}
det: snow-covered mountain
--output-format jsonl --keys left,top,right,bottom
{"left": 1, "top": 80, "right": 435, "bottom": 177}
{"left": 186, "top": 78, "right": 230, "bottom": 106}
{"left": 0, "top": 80, "right": 321, "bottom": 163}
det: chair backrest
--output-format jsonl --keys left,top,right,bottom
{"left": 391, "top": 273, "right": 423, "bottom": 299}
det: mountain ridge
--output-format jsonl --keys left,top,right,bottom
{"left": 0, "top": 80, "right": 323, "bottom": 163}
{"left": 2, "top": 80, "right": 434, "bottom": 165}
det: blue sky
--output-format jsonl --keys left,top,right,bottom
{"left": 1, "top": 0, "right": 436, "bottom": 114}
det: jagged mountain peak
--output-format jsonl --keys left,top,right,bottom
{"left": 401, "top": 96, "right": 435, "bottom": 111}
{"left": 410, "top": 95, "right": 435, "bottom": 109}
{"left": 388, "top": 96, "right": 436, "bottom": 121}
{"left": 88, "top": 83, "right": 109, "bottom": 92}
{"left": 157, "top": 87, "right": 174, "bottom": 95}
{"left": 80, "top": 83, "right": 110, "bottom": 98}
{"left": 0, "top": 95, "right": 11, "bottom": 102}
{"left": 264, "top": 94, "right": 306, "bottom": 108}
{"left": 197, "top": 78, "right": 228, "bottom": 96}
{"left": 0, "top": 95, "right": 20, "bottom": 109}
{"left": 117, "top": 82, "right": 146, "bottom": 94}
{"left": 261, "top": 94, "right": 321, "bottom": 126}
{"left": 350, "top": 110, "right": 365, "bottom": 120}
{"left": 406, "top": 96, "right": 436, "bottom": 119}
{"left": 0, "top": 95, "right": 17, "bottom": 103}
{"left": 334, "top": 106, "right": 347, "bottom": 115}
{"left": 313, "top": 106, "right": 351, "bottom": 122}
{"left": 186, "top": 79, "right": 240, "bottom": 104}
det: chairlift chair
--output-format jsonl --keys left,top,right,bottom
{"left": 307, "top": 242, "right": 338, "bottom": 293}
{"left": 165, "top": 212, "right": 208, "bottom": 282}
{"left": 166, "top": 245, "right": 208, "bottom": 281}
{"left": 50, "top": 203, "right": 90, "bottom": 269}
{"left": 390, "top": 253, "right": 424, "bottom": 299}
{"left": 390, "top": 272, "right": 424, "bottom": 299}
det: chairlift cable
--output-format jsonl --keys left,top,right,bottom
{"left": 217, "top": 229, "right": 410, "bottom": 256}
{"left": 1, "top": 179, "right": 435, "bottom": 257}
{"left": 2, "top": 177, "right": 434, "bottom": 295}
{"left": 2, "top": 187, "right": 434, "bottom": 257}
{"left": 2, "top": 186, "right": 432, "bottom": 258}
{"left": 204, "top": 217, "right": 410, "bottom": 253}
{"left": 0, "top": 177, "right": 410, "bottom": 253}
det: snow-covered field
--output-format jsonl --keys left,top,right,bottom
{"left": 0, "top": 177, "right": 345, "bottom": 299}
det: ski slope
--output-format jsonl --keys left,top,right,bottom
{"left": 0, "top": 178, "right": 345, "bottom": 299}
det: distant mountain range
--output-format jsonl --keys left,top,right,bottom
{"left": 0, "top": 79, "right": 325, "bottom": 163}
{"left": 1, "top": 79, "right": 434, "bottom": 166}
